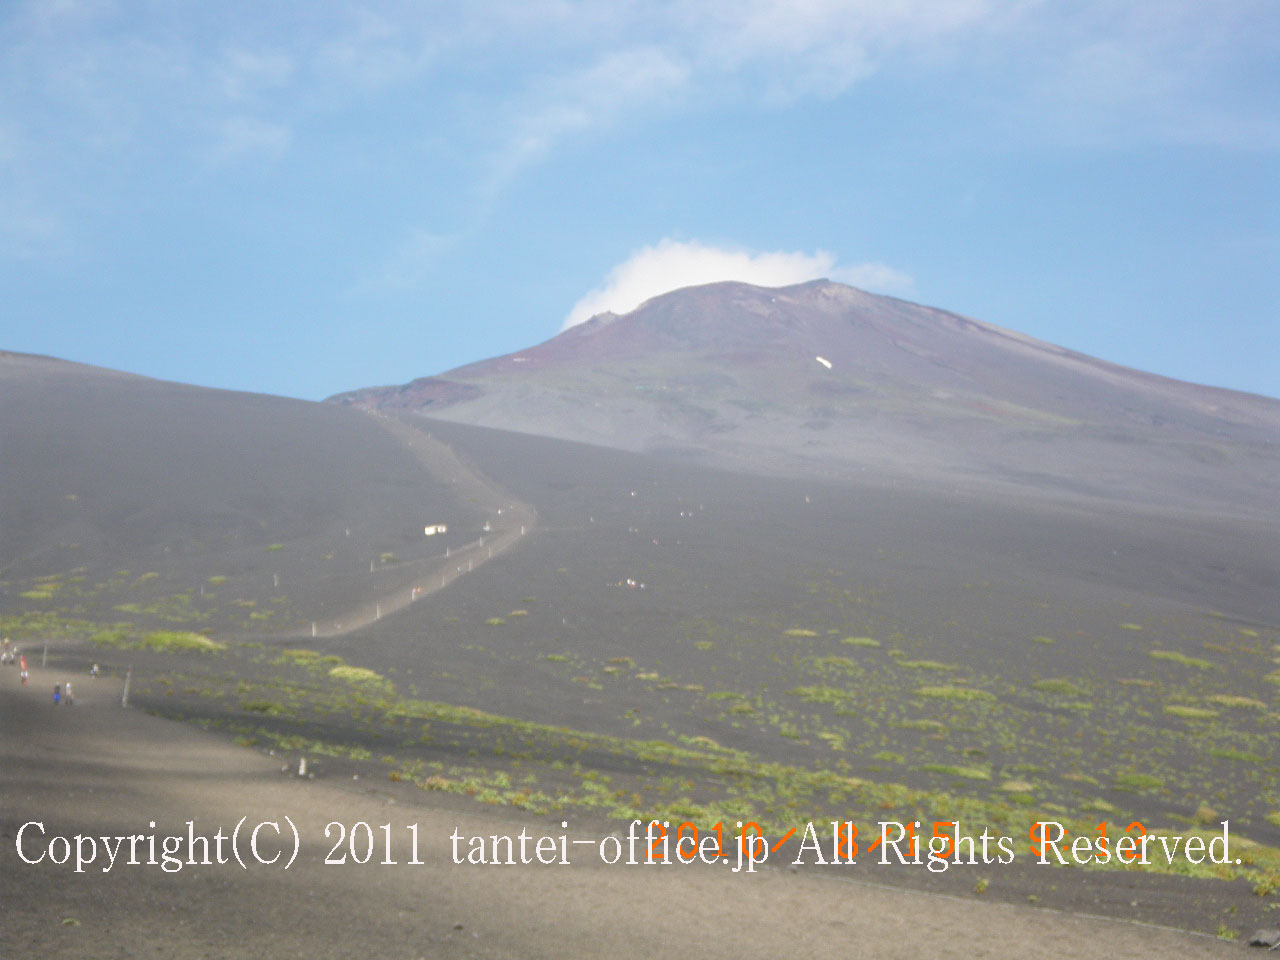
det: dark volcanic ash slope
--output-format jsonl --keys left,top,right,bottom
{"left": 0, "top": 350, "right": 482, "bottom": 631}
{"left": 331, "top": 280, "right": 1279, "bottom": 517}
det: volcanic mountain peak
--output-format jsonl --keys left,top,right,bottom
{"left": 523, "top": 279, "right": 1053, "bottom": 363}
{"left": 331, "top": 280, "right": 1278, "bottom": 515}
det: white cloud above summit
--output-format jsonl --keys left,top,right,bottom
{"left": 562, "top": 239, "right": 912, "bottom": 329}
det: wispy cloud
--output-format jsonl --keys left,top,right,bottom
{"left": 356, "top": 228, "right": 455, "bottom": 295}
{"left": 209, "top": 116, "right": 291, "bottom": 165}
{"left": 1, "top": 0, "right": 1274, "bottom": 269}
{"left": 485, "top": 45, "right": 690, "bottom": 195}
{"left": 479, "top": 0, "right": 998, "bottom": 186}
{"left": 316, "top": 7, "right": 443, "bottom": 91}
{"left": 469, "top": 0, "right": 1279, "bottom": 212}
{"left": 682, "top": 0, "right": 997, "bottom": 100}
{"left": 988, "top": 1, "right": 1280, "bottom": 150}
{"left": 563, "top": 239, "right": 913, "bottom": 329}
{"left": 218, "top": 48, "right": 294, "bottom": 102}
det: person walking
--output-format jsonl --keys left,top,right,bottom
{"left": 53, "top": 683, "right": 61, "bottom": 705}
{"left": 64, "top": 682, "right": 74, "bottom": 706}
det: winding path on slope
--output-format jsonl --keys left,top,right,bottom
{"left": 301, "top": 412, "right": 538, "bottom": 638}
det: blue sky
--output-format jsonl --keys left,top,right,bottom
{"left": 3, "top": 1, "right": 1277, "bottom": 400}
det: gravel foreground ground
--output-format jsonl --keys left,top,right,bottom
{"left": 0, "top": 665, "right": 1244, "bottom": 960}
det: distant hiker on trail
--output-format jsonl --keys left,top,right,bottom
{"left": 53, "top": 683, "right": 61, "bottom": 705}
{"left": 90, "top": 663, "right": 99, "bottom": 679}
{"left": 64, "top": 682, "right": 74, "bottom": 706}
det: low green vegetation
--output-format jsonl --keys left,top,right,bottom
{"left": 896, "top": 718, "right": 948, "bottom": 734}
{"left": 11, "top": 565, "right": 1280, "bottom": 927}
{"left": 897, "top": 659, "right": 954, "bottom": 671}
{"left": 788, "top": 685, "right": 850, "bottom": 706}
{"left": 1032, "top": 678, "right": 1084, "bottom": 697}
{"left": 276, "top": 648, "right": 343, "bottom": 669}
{"left": 1164, "top": 704, "right": 1219, "bottom": 720}
{"left": 916, "top": 685, "right": 995, "bottom": 702}
{"left": 142, "top": 631, "right": 224, "bottom": 653}
{"left": 1113, "top": 771, "right": 1164, "bottom": 792}
{"left": 1208, "top": 747, "right": 1266, "bottom": 765}
{"left": 1204, "top": 694, "right": 1265, "bottom": 710}
{"left": 841, "top": 636, "right": 879, "bottom": 648}
{"left": 1150, "top": 650, "right": 1214, "bottom": 670}
{"left": 328, "top": 664, "right": 393, "bottom": 694}
{"left": 91, "top": 629, "right": 224, "bottom": 653}
{"left": 240, "top": 700, "right": 293, "bottom": 717}
{"left": 916, "top": 763, "right": 990, "bottom": 781}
